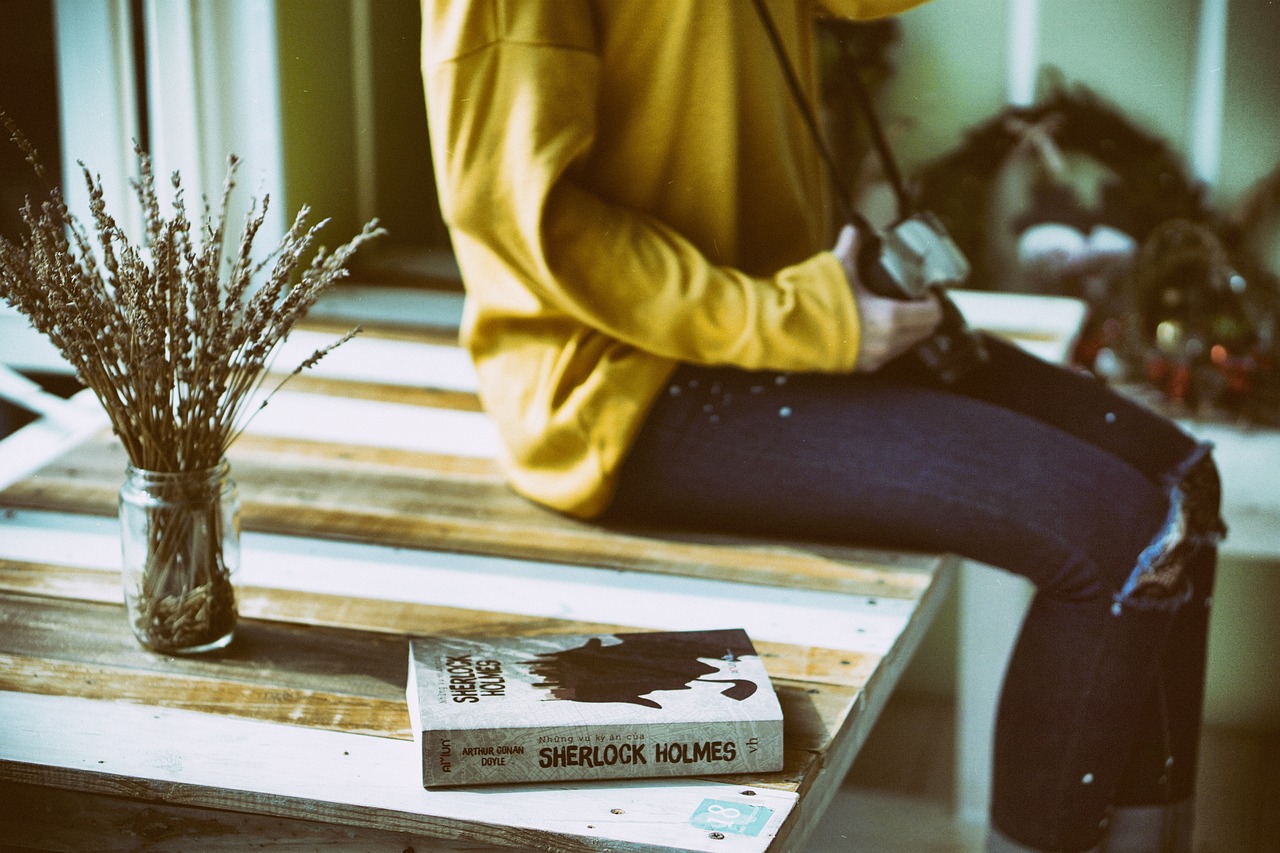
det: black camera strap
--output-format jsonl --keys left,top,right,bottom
{"left": 751, "top": 0, "right": 989, "bottom": 385}
{"left": 749, "top": 0, "right": 913, "bottom": 224}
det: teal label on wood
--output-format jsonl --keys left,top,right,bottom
{"left": 689, "top": 798, "right": 773, "bottom": 836}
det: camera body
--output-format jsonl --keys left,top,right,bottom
{"left": 860, "top": 211, "right": 970, "bottom": 300}
{"left": 858, "top": 212, "right": 989, "bottom": 385}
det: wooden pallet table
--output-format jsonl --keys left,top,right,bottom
{"left": 0, "top": 328, "right": 955, "bottom": 852}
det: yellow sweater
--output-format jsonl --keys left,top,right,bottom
{"left": 421, "top": 0, "right": 926, "bottom": 517}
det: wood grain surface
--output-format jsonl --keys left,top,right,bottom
{"left": 1, "top": 426, "right": 939, "bottom": 602}
{"left": 0, "top": 332, "right": 955, "bottom": 852}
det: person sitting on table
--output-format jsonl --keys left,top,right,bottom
{"left": 418, "top": 2, "right": 1226, "bottom": 851}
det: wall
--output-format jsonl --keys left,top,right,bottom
{"left": 0, "top": 0, "right": 61, "bottom": 241}
{"left": 1206, "top": 554, "right": 1280, "bottom": 728}
{"left": 883, "top": 0, "right": 1279, "bottom": 211}
{"left": 879, "top": 0, "right": 1009, "bottom": 177}
{"left": 275, "top": 0, "right": 361, "bottom": 243}
{"left": 1219, "top": 0, "right": 1280, "bottom": 206}
{"left": 275, "top": 0, "right": 444, "bottom": 266}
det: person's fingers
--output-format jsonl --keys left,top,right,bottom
{"left": 893, "top": 297, "right": 944, "bottom": 333}
{"left": 853, "top": 290, "right": 945, "bottom": 372}
{"left": 832, "top": 224, "right": 860, "bottom": 282}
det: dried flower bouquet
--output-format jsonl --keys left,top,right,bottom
{"left": 1, "top": 117, "right": 382, "bottom": 651}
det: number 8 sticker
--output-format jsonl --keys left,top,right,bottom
{"left": 689, "top": 798, "right": 773, "bottom": 837}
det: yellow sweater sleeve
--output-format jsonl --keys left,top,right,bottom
{"left": 422, "top": 4, "right": 861, "bottom": 376}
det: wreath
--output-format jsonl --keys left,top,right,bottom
{"left": 908, "top": 78, "right": 1280, "bottom": 424}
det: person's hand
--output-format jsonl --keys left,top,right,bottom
{"left": 833, "top": 224, "right": 944, "bottom": 372}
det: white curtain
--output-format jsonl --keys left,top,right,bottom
{"left": 53, "top": 0, "right": 286, "bottom": 246}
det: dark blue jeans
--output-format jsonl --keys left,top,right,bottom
{"left": 605, "top": 335, "right": 1217, "bottom": 851}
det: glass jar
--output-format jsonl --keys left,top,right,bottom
{"left": 119, "top": 460, "right": 240, "bottom": 654}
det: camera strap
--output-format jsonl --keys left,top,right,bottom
{"left": 751, "top": 0, "right": 988, "bottom": 385}
{"left": 748, "top": 0, "right": 913, "bottom": 225}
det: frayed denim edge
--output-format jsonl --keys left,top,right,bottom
{"left": 1115, "top": 441, "right": 1218, "bottom": 613}
{"left": 1160, "top": 440, "right": 1214, "bottom": 493}
{"left": 1171, "top": 439, "right": 1228, "bottom": 547}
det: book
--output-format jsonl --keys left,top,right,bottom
{"left": 406, "top": 628, "right": 784, "bottom": 787}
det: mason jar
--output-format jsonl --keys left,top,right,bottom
{"left": 119, "top": 460, "right": 240, "bottom": 654}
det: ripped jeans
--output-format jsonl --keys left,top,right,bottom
{"left": 605, "top": 335, "right": 1222, "bottom": 852}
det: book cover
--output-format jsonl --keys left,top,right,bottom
{"left": 406, "top": 628, "right": 784, "bottom": 787}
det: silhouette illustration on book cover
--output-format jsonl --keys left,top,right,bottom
{"left": 523, "top": 629, "right": 760, "bottom": 708}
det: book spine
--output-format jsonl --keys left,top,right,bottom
{"left": 418, "top": 718, "right": 783, "bottom": 787}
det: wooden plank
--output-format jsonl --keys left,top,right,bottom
{"left": 0, "top": 589, "right": 866, "bottom": 751}
{"left": 0, "top": 513, "right": 881, "bottom": 807}
{"left": 0, "top": 594, "right": 409, "bottom": 701}
{"left": 0, "top": 560, "right": 882, "bottom": 691}
{"left": 280, "top": 373, "right": 485, "bottom": 411}
{"left": 0, "top": 652, "right": 413, "bottom": 739}
{"left": 242, "top": 389, "right": 501, "bottom": 457}
{"left": 297, "top": 317, "right": 465, "bottom": 347}
{"left": 233, "top": 434, "right": 504, "bottom": 478}
{"left": 0, "top": 597, "right": 857, "bottom": 810}
{"left": 0, "top": 550, "right": 880, "bottom": 789}
{"left": 2, "top": 433, "right": 941, "bottom": 602}
{"left": 270, "top": 329, "right": 479, "bottom": 393}
{"left": 1, "top": 691, "right": 801, "bottom": 853}
{"left": 0, "top": 654, "right": 826, "bottom": 789}
{"left": 0, "top": 780, "right": 508, "bottom": 853}
{"left": 0, "top": 510, "right": 920, "bottom": 657}
{"left": 1, "top": 333, "right": 942, "bottom": 606}
{"left": 0, "top": 646, "right": 856, "bottom": 769}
